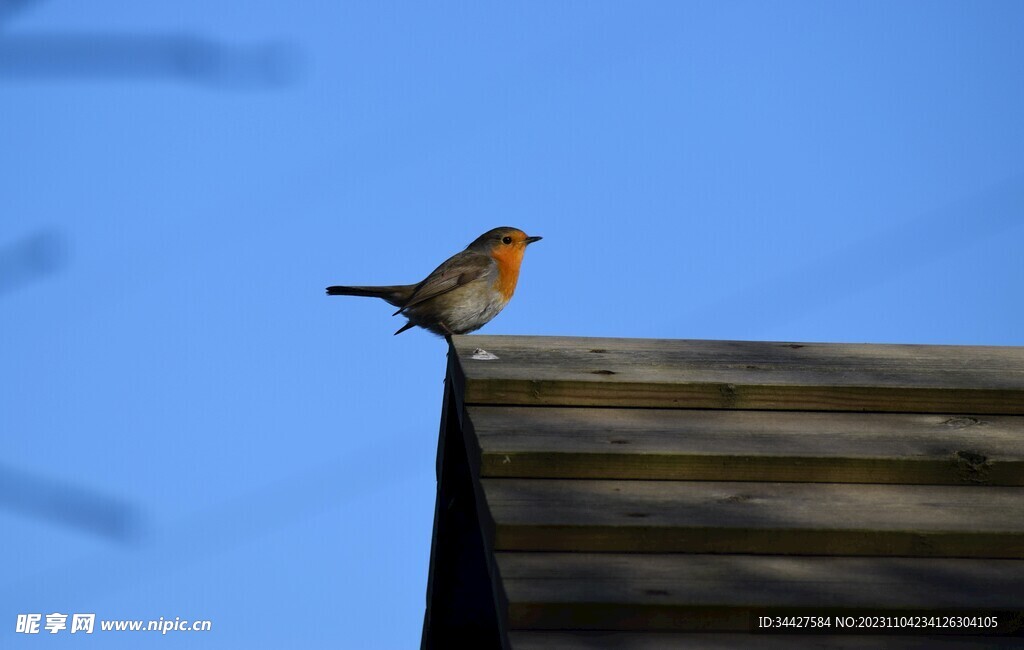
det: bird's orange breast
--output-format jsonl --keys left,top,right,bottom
{"left": 490, "top": 245, "right": 524, "bottom": 302}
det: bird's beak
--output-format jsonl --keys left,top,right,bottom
{"left": 525, "top": 235, "right": 543, "bottom": 245}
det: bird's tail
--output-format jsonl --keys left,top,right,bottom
{"left": 325, "top": 284, "right": 415, "bottom": 308}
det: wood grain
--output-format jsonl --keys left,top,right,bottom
{"left": 451, "top": 336, "right": 1024, "bottom": 413}
{"left": 432, "top": 336, "right": 1024, "bottom": 645}
{"left": 497, "top": 552, "right": 1024, "bottom": 631}
{"left": 466, "top": 406, "right": 1024, "bottom": 484}
{"left": 480, "top": 478, "right": 1024, "bottom": 557}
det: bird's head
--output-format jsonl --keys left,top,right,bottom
{"left": 467, "top": 227, "right": 542, "bottom": 255}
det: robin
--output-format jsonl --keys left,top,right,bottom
{"left": 326, "top": 226, "right": 542, "bottom": 336}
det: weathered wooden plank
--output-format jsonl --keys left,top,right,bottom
{"left": 450, "top": 336, "right": 1024, "bottom": 413}
{"left": 509, "top": 631, "right": 1024, "bottom": 649}
{"left": 466, "top": 407, "right": 1024, "bottom": 485}
{"left": 497, "top": 553, "right": 1024, "bottom": 632}
{"left": 480, "top": 479, "right": 1024, "bottom": 557}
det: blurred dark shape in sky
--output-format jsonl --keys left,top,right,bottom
{"left": 0, "top": 462, "right": 143, "bottom": 542}
{"left": 0, "top": 229, "right": 68, "bottom": 297}
{"left": 0, "top": 33, "right": 301, "bottom": 88}
{"left": 6, "top": 443, "right": 422, "bottom": 603}
{"left": 0, "top": 0, "right": 41, "bottom": 25}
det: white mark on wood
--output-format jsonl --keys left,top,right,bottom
{"left": 503, "top": 455, "right": 512, "bottom": 464}
{"left": 472, "top": 348, "right": 499, "bottom": 361}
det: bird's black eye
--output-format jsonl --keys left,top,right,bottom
{"left": 502, "top": 236, "right": 513, "bottom": 245}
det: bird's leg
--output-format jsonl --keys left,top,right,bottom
{"left": 439, "top": 321, "right": 456, "bottom": 349}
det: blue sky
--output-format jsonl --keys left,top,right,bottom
{"left": 2, "top": 2, "right": 1022, "bottom": 647}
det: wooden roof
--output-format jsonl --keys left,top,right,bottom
{"left": 421, "top": 336, "right": 1024, "bottom": 649}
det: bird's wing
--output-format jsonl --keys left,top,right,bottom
{"left": 394, "top": 251, "right": 494, "bottom": 314}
